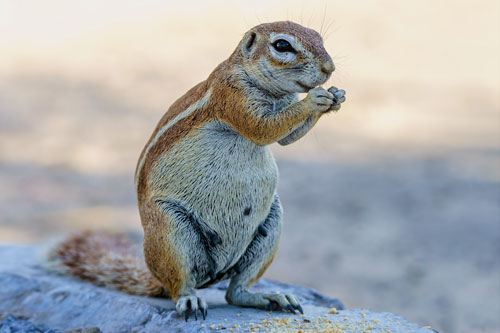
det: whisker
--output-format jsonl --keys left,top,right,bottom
{"left": 306, "top": 10, "right": 315, "bottom": 29}
{"left": 253, "top": 9, "right": 262, "bottom": 25}
{"left": 323, "top": 19, "right": 337, "bottom": 40}
{"left": 324, "top": 27, "right": 341, "bottom": 42}
{"left": 332, "top": 53, "right": 351, "bottom": 62}
{"left": 242, "top": 13, "right": 252, "bottom": 32}
{"left": 332, "top": 67, "right": 349, "bottom": 82}
{"left": 299, "top": 0, "right": 305, "bottom": 25}
{"left": 320, "top": 2, "right": 328, "bottom": 36}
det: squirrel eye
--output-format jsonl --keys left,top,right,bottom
{"left": 272, "top": 39, "right": 295, "bottom": 53}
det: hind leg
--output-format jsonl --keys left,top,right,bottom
{"left": 225, "top": 194, "right": 303, "bottom": 314}
{"left": 143, "top": 199, "right": 219, "bottom": 320}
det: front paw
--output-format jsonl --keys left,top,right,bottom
{"left": 326, "top": 86, "right": 346, "bottom": 112}
{"left": 306, "top": 87, "right": 334, "bottom": 113}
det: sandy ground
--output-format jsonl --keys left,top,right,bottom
{"left": 0, "top": 1, "right": 499, "bottom": 332}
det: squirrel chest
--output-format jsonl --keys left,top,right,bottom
{"left": 147, "top": 119, "right": 279, "bottom": 272}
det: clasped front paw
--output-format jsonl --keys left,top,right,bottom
{"left": 326, "top": 86, "right": 346, "bottom": 112}
{"left": 307, "top": 87, "right": 335, "bottom": 113}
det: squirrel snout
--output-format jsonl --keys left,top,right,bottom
{"left": 321, "top": 59, "right": 335, "bottom": 75}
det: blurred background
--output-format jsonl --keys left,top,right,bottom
{"left": 0, "top": 0, "right": 498, "bottom": 332}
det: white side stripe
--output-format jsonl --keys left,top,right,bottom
{"left": 135, "top": 89, "right": 212, "bottom": 188}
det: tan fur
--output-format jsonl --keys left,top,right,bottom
{"left": 143, "top": 214, "right": 185, "bottom": 300}
{"left": 248, "top": 245, "right": 279, "bottom": 288}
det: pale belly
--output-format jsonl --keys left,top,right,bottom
{"left": 149, "top": 121, "right": 279, "bottom": 274}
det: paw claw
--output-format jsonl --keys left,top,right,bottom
{"left": 325, "top": 87, "right": 346, "bottom": 113}
{"left": 297, "top": 304, "right": 304, "bottom": 315}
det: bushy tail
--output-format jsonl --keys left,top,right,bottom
{"left": 47, "top": 230, "right": 166, "bottom": 297}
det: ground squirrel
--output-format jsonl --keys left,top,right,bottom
{"left": 49, "top": 21, "right": 346, "bottom": 321}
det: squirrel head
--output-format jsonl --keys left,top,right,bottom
{"left": 234, "top": 21, "right": 334, "bottom": 96}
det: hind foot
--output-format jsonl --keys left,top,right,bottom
{"left": 175, "top": 295, "right": 208, "bottom": 321}
{"left": 226, "top": 287, "right": 303, "bottom": 314}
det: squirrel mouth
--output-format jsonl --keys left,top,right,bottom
{"left": 296, "top": 81, "right": 315, "bottom": 91}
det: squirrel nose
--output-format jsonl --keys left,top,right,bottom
{"left": 321, "top": 59, "right": 335, "bottom": 75}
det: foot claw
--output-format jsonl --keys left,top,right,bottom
{"left": 202, "top": 308, "right": 207, "bottom": 320}
{"left": 198, "top": 296, "right": 208, "bottom": 320}
{"left": 285, "top": 304, "right": 296, "bottom": 314}
{"left": 176, "top": 295, "right": 208, "bottom": 321}
{"left": 266, "top": 302, "right": 273, "bottom": 312}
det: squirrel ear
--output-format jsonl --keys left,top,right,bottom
{"left": 241, "top": 32, "right": 257, "bottom": 58}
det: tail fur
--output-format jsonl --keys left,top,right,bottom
{"left": 47, "top": 230, "right": 167, "bottom": 297}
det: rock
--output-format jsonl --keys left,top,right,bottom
{"left": 0, "top": 245, "right": 435, "bottom": 332}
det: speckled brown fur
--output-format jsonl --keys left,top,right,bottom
{"left": 49, "top": 231, "right": 166, "bottom": 297}
{"left": 253, "top": 21, "right": 329, "bottom": 60}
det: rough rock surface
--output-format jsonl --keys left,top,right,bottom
{"left": 0, "top": 245, "right": 435, "bottom": 332}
